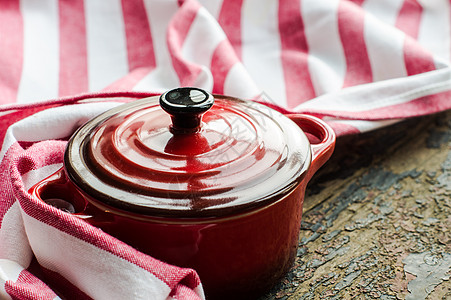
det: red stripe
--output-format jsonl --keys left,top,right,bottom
{"left": 0, "top": 0, "right": 23, "bottom": 104}
{"left": 349, "top": 0, "right": 365, "bottom": 6}
{"left": 396, "top": 0, "right": 436, "bottom": 76}
{"left": 58, "top": 0, "right": 89, "bottom": 97}
{"left": 211, "top": 40, "right": 238, "bottom": 94}
{"left": 279, "top": 0, "right": 316, "bottom": 107}
{"left": 5, "top": 269, "right": 58, "bottom": 300}
{"left": 102, "top": 0, "right": 157, "bottom": 90}
{"left": 217, "top": 0, "right": 243, "bottom": 61}
{"left": 0, "top": 143, "right": 22, "bottom": 224}
{"left": 338, "top": 0, "right": 372, "bottom": 87}
{"left": 167, "top": 0, "right": 202, "bottom": 86}
{"left": 103, "top": 68, "right": 154, "bottom": 91}
{"left": 402, "top": 37, "right": 436, "bottom": 76}
{"left": 121, "top": 0, "right": 156, "bottom": 73}
{"left": 396, "top": 0, "right": 422, "bottom": 38}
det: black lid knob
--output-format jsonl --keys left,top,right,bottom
{"left": 160, "top": 87, "right": 214, "bottom": 133}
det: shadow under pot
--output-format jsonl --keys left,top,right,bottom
{"left": 31, "top": 87, "right": 335, "bottom": 299}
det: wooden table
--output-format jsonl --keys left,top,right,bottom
{"left": 261, "top": 110, "right": 451, "bottom": 299}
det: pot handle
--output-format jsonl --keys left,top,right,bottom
{"left": 29, "top": 168, "right": 111, "bottom": 226}
{"left": 286, "top": 114, "right": 336, "bottom": 183}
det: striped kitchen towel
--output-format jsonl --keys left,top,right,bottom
{"left": 0, "top": 0, "right": 450, "bottom": 135}
{"left": 1, "top": 0, "right": 451, "bottom": 299}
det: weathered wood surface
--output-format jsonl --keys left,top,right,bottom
{"left": 261, "top": 110, "right": 451, "bottom": 300}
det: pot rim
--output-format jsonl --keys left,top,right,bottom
{"left": 64, "top": 92, "right": 312, "bottom": 218}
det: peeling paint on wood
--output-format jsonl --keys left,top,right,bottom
{"left": 403, "top": 252, "right": 451, "bottom": 300}
{"left": 261, "top": 111, "right": 451, "bottom": 300}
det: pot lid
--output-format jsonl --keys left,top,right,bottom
{"left": 65, "top": 88, "right": 311, "bottom": 218}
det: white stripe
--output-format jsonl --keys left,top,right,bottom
{"left": 417, "top": 0, "right": 451, "bottom": 67}
{"left": 328, "top": 118, "right": 401, "bottom": 133}
{"left": 17, "top": 0, "right": 59, "bottom": 103}
{"left": 21, "top": 164, "right": 62, "bottom": 190}
{"left": 182, "top": 7, "right": 226, "bottom": 91}
{"left": 22, "top": 215, "right": 171, "bottom": 300}
{"left": 241, "top": 0, "right": 286, "bottom": 106}
{"left": 223, "top": 63, "right": 260, "bottom": 99}
{"left": 193, "top": 286, "right": 205, "bottom": 300}
{"left": 85, "top": 0, "right": 129, "bottom": 91}
{"left": 0, "top": 102, "right": 121, "bottom": 162}
{"left": 363, "top": 0, "right": 404, "bottom": 25}
{"left": 0, "top": 258, "right": 25, "bottom": 300}
{"left": 198, "top": 0, "right": 223, "bottom": 19}
{"left": 302, "top": 0, "right": 345, "bottom": 96}
{"left": 0, "top": 203, "right": 33, "bottom": 268}
{"left": 295, "top": 67, "right": 451, "bottom": 113}
{"left": 191, "top": 65, "right": 214, "bottom": 91}
{"left": 133, "top": 0, "right": 180, "bottom": 92}
{"left": 363, "top": 0, "right": 407, "bottom": 81}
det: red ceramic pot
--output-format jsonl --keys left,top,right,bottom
{"left": 31, "top": 88, "right": 335, "bottom": 299}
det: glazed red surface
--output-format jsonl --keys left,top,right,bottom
{"left": 95, "top": 184, "right": 306, "bottom": 299}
